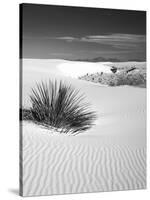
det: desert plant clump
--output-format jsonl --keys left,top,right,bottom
{"left": 25, "top": 80, "right": 97, "bottom": 135}
{"left": 79, "top": 68, "right": 146, "bottom": 87}
{"left": 20, "top": 108, "right": 33, "bottom": 121}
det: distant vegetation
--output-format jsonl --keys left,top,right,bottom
{"left": 21, "top": 80, "right": 97, "bottom": 135}
{"left": 66, "top": 56, "right": 145, "bottom": 63}
{"left": 79, "top": 66, "right": 146, "bottom": 87}
{"left": 67, "top": 57, "right": 121, "bottom": 62}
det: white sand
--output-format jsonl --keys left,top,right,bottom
{"left": 57, "top": 61, "right": 113, "bottom": 78}
{"left": 21, "top": 59, "right": 146, "bottom": 196}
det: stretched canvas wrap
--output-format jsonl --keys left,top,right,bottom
{"left": 19, "top": 3, "right": 146, "bottom": 197}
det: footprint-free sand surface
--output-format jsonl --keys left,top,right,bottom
{"left": 21, "top": 59, "right": 146, "bottom": 196}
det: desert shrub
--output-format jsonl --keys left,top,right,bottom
{"left": 27, "top": 80, "right": 97, "bottom": 135}
{"left": 79, "top": 70, "right": 146, "bottom": 87}
{"left": 20, "top": 108, "right": 33, "bottom": 121}
{"left": 115, "top": 71, "right": 146, "bottom": 86}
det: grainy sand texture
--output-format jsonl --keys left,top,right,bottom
{"left": 21, "top": 59, "right": 146, "bottom": 196}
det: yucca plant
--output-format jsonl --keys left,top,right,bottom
{"left": 29, "top": 80, "right": 97, "bottom": 135}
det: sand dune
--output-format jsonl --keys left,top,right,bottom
{"left": 21, "top": 59, "right": 146, "bottom": 196}
{"left": 57, "top": 61, "right": 113, "bottom": 78}
{"left": 22, "top": 59, "right": 113, "bottom": 107}
{"left": 22, "top": 120, "right": 146, "bottom": 196}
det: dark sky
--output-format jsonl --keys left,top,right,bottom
{"left": 21, "top": 3, "right": 146, "bottom": 61}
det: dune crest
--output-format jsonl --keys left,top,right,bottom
{"left": 57, "top": 61, "right": 113, "bottom": 78}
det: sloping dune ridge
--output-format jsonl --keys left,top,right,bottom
{"left": 57, "top": 61, "right": 113, "bottom": 78}
{"left": 21, "top": 59, "right": 146, "bottom": 196}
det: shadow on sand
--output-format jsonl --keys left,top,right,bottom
{"left": 8, "top": 188, "right": 19, "bottom": 196}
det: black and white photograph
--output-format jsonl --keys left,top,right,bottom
{"left": 20, "top": 3, "right": 146, "bottom": 197}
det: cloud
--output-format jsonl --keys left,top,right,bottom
{"left": 53, "top": 34, "right": 146, "bottom": 50}
{"left": 23, "top": 36, "right": 78, "bottom": 42}
{"left": 23, "top": 34, "right": 146, "bottom": 60}
{"left": 23, "top": 34, "right": 146, "bottom": 50}
{"left": 82, "top": 34, "right": 145, "bottom": 41}
{"left": 80, "top": 34, "right": 146, "bottom": 50}
{"left": 54, "top": 36, "right": 76, "bottom": 40}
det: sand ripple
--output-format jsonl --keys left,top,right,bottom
{"left": 21, "top": 122, "right": 146, "bottom": 196}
